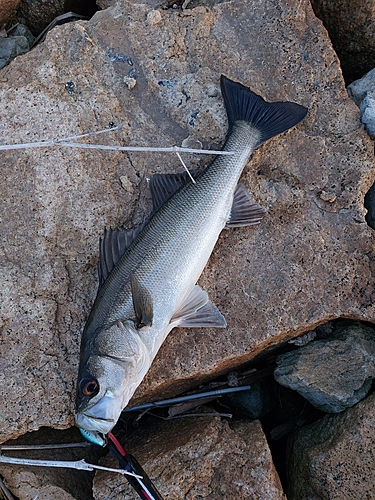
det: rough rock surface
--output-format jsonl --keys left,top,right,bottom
{"left": 274, "top": 322, "right": 375, "bottom": 412}
{"left": 287, "top": 391, "right": 375, "bottom": 499}
{"left": 310, "top": 0, "right": 375, "bottom": 83}
{"left": 0, "top": 0, "right": 20, "bottom": 26}
{"left": 94, "top": 414, "right": 286, "bottom": 499}
{"left": 347, "top": 68, "right": 375, "bottom": 107}
{"left": 0, "top": 0, "right": 374, "bottom": 446}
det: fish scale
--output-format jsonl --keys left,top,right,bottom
{"left": 75, "top": 75, "right": 308, "bottom": 440}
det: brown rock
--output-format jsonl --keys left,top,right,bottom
{"left": 287, "top": 392, "right": 375, "bottom": 499}
{"left": 93, "top": 415, "right": 286, "bottom": 499}
{"left": 0, "top": 0, "right": 374, "bottom": 446}
{"left": 310, "top": 0, "right": 375, "bottom": 83}
{"left": 0, "top": 0, "right": 20, "bottom": 26}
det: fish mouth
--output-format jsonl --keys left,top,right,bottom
{"left": 75, "top": 393, "right": 124, "bottom": 435}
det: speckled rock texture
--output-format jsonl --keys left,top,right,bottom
{"left": 287, "top": 391, "right": 375, "bottom": 499}
{"left": 274, "top": 322, "right": 375, "bottom": 412}
{"left": 0, "top": 0, "right": 374, "bottom": 446}
{"left": 94, "top": 415, "right": 286, "bottom": 499}
{"left": 310, "top": 0, "right": 375, "bottom": 83}
{"left": 0, "top": 0, "right": 20, "bottom": 26}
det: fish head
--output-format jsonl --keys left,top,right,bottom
{"left": 75, "top": 319, "right": 151, "bottom": 436}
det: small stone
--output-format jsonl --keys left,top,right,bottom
{"left": 119, "top": 175, "right": 133, "bottom": 193}
{"left": 347, "top": 67, "right": 375, "bottom": 106}
{"left": 319, "top": 190, "right": 336, "bottom": 203}
{"left": 123, "top": 76, "right": 137, "bottom": 89}
{"left": 288, "top": 330, "right": 317, "bottom": 346}
{"left": 147, "top": 9, "right": 162, "bottom": 26}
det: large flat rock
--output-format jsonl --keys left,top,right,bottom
{"left": 0, "top": 0, "right": 374, "bottom": 442}
{"left": 93, "top": 415, "right": 286, "bottom": 499}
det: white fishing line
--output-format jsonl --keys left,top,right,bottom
{"left": 0, "top": 125, "right": 234, "bottom": 156}
{"left": 0, "top": 455, "right": 142, "bottom": 478}
{"left": 175, "top": 152, "right": 196, "bottom": 184}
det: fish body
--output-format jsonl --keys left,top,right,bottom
{"left": 75, "top": 76, "right": 307, "bottom": 438}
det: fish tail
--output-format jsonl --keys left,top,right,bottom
{"left": 220, "top": 75, "right": 308, "bottom": 147}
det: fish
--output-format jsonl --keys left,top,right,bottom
{"left": 75, "top": 76, "right": 307, "bottom": 442}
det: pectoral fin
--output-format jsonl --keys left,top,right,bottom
{"left": 131, "top": 274, "right": 153, "bottom": 329}
{"left": 170, "top": 285, "right": 226, "bottom": 329}
{"left": 226, "top": 183, "right": 267, "bottom": 228}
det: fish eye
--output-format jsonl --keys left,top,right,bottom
{"left": 80, "top": 378, "right": 100, "bottom": 397}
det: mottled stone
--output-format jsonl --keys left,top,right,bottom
{"left": 274, "top": 322, "right": 375, "bottom": 413}
{"left": 0, "top": 0, "right": 374, "bottom": 447}
{"left": 287, "top": 392, "right": 375, "bottom": 500}
{"left": 310, "top": 0, "right": 375, "bottom": 83}
{"left": 93, "top": 415, "right": 286, "bottom": 499}
{"left": 0, "top": 0, "right": 20, "bottom": 26}
{"left": 347, "top": 67, "right": 375, "bottom": 106}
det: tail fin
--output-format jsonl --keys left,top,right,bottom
{"left": 220, "top": 75, "right": 308, "bottom": 147}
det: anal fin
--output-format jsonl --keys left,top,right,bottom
{"left": 170, "top": 285, "right": 226, "bottom": 329}
{"left": 226, "top": 183, "right": 267, "bottom": 228}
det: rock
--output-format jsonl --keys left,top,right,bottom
{"left": 0, "top": 0, "right": 20, "bottom": 26}
{"left": 224, "top": 380, "right": 276, "bottom": 420}
{"left": 274, "top": 322, "right": 375, "bottom": 413}
{"left": 347, "top": 67, "right": 375, "bottom": 106}
{"left": 364, "top": 182, "right": 375, "bottom": 229}
{"left": 0, "top": 0, "right": 374, "bottom": 446}
{"left": 0, "top": 427, "right": 95, "bottom": 500}
{"left": 310, "top": 0, "right": 375, "bottom": 83}
{"left": 0, "top": 24, "right": 34, "bottom": 69}
{"left": 16, "top": 0, "right": 97, "bottom": 36}
{"left": 93, "top": 414, "right": 286, "bottom": 499}
{"left": 287, "top": 391, "right": 375, "bottom": 499}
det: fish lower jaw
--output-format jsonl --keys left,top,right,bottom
{"left": 75, "top": 412, "right": 116, "bottom": 435}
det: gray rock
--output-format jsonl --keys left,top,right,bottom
{"left": 0, "top": 25, "right": 34, "bottom": 69}
{"left": 225, "top": 380, "right": 276, "bottom": 420}
{"left": 274, "top": 322, "right": 375, "bottom": 413}
{"left": 360, "top": 90, "right": 375, "bottom": 136}
{"left": 287, "top": 391, "right": 375, "bottom": 500}
{"left": 347, "top": 67, "right": 375, "bottom": 106}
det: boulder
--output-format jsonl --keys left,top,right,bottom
{"left": 287, "top": 391, "right": 375, "bottom": 499}
{"left": 274, "top": 322, "right": 375, "bottom": 413}
{"left": 0, "top": 0, "right": 374, "bottom": 447}
{"left": 93, "top": 414, "right": 286, "bottom": 499}
{"left": 0, "top": 0, "right": 20, "bottom": 26}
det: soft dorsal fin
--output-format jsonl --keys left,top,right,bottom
{"left": 98, "top": 226, "right": 144, "bottom": 287}
{"left": 226, "top": 183, "right": 267, "bottom": 228}
{"left": 170, "top": 284, "right": 226, "bottom": 329}
{"left": 149, "top": 171, "right": 202, "bottom": 211}
{"left": 131, "top": 274, "right": 153, "bottom": 328}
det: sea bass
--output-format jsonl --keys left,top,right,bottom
{"left": 75, "top": 76, "right": 307, "bottom": 441}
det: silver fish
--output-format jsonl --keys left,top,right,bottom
{"left": 75, "top": 76, "right": 307, "bottom": 441}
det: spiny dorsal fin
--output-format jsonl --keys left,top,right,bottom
{"left": 170, "top": 285, "right": 226, "bottom": 329}
{"left": 149, "top": 170, "right": 202, "bottom": 211}
{"left": 226, "top": 183, "right": 267, "bottom": 228}
{"left": 98, "top": 226, "right": 144, "bottom": 287}
{"left": 131, "top": 274, "right": 153, "bottom": 328}
{"left": 220, "top": 75, "right": 308, "bottom": 147}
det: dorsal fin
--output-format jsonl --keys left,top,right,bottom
{"left": 98, "top": 225, "right": 144, "bottom": 287}
{"left": 226, "top": 183, "right": 267, "bottom": 228}
{"left": 149, "top": 170, "right": 202, "bottom": 211}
